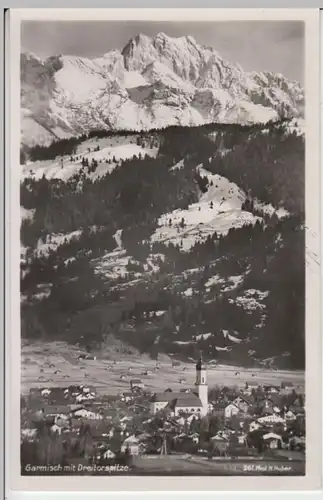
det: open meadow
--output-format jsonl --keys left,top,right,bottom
{"left": 21, "top": 341, "right": 305, "bottom": 396}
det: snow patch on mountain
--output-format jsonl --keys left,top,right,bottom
{"left": 21, "top": 110, "right": 64, "bottom": 148}
{"left": 151, "top": 166, "right": 261, "bottom": 251}
{"left": 94, "top": 249, "right": 131, "bottom": 279}
{"left": 113, "top": 229, "right": 123, "bottom": 251}
{"left": 143, "top": 61, "right": 195, "bottom": 93}
{"left": 35, "top": 230, "right": 82, "bottom": 257}
{"left": 195, "top": 333, "right": 213, "bottom": 341}
{"left": 215, "top": 346, "right": 231, "bottom": 352}
{"left": 254, "top": 200, "right": 289, "bottom": 219}
{"left": 21, "top": 207, "right": 35, "bottom": 221}
{"left": 170, "top": 159, "right": 184, "bottom": 171}
{"left": 94, "top": 247, "right": 163, "bottom": 281}
{"left": 123, "top": 71, "right": 149, "bottom": 89}
{"left": 173, "top": 340, "right": 193, "bottom": 345}
{"left": 54, "top": 55, "right": 109, "bottom": 104}
{"left": 221, "top": 275, "right": 244, "bottom": 292}
{"left": 222, "top": 330, "right": 243, "bottom": 344}
{"left": 205, "top": 275, "right": 224, "bottom": 290}
{"left": 22, "top": 136, "right": 158, "bottom": 181}
{"left": 238, "top": 100, "right": 278, "bottom": 124}
{"left": 144, "top": 254, "right": 164, "bottom": 273}
{"left": 230, "top": 289, "right": 269, "bottom": 313}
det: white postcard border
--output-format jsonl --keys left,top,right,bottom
{"left": 5, "top": 7, "right": 322, "bottom": 494}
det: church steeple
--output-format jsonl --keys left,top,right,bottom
{"left": 195, "top": 351, "right": 208, "bottom": 416}
{"left": 196, "top": 351, "right": 205, "bottom": 372}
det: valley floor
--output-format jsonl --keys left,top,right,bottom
{"left": 21, "top": 341, "right": 305, "bottom": 396}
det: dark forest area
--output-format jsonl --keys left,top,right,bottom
{"left": 20, "top": 119, "right": 305, "bottom": 369}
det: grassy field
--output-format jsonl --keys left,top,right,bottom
{"left": 21, "top": 341, "right": 305, "bottom": 396}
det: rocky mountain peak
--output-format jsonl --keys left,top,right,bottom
{"left": 21, "top": 32, "right": 304, "bottom": 148}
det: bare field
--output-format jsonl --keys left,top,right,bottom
{"left": 21, "top": 341, "right": 305, "bottom": 396}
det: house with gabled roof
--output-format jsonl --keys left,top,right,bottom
{"left": 224, "top": 403, "right": 240, "bottom": 419}
{"left": 253, "top": 397, "right": 276, "bottom": 416}
{"left": 121, "top": 434, "right": 141, "bottom": 455}
{"left": 284, "top": 410, "right": 297, "bottom": 422}
{"left": 130, "top": 379, "right": 144, "bottom": 390}
{"left": 263, "top": 432, "right": 283, "bottom": 449}
{"left": 103, "top": 448, "right": 116, "bottom": 460}
{"left": 257, "top": 414, "right": 285, "bottom": 426}
{"left": 249, "top": 420, "right": 261, "bottom": 432}
{"left": 44, "top": 405, "right": 71, "bottom": 418}
{"left": 121, "top": 392, "right": 133, "bottom": 403}
{"left": 264, "top": 385, "right": 280, "bottom": 394}
{"left": 232, "top": 395, "right": 254, "bottom": 413}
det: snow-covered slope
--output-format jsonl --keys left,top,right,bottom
{"left": 151, "top": 166, "right": 260, "bottom": 251}
{"left": 151, "top": 164, "right": 289, "bottom": 252}
{"left": 22, "top": 135, "right": 158, "bottom": 181}
{"left": 21, "top": 32, "right": 304, "bottom": 147}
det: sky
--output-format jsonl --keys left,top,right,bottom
{"left": 21, "top": 20, "right": 304, "bottom": 84}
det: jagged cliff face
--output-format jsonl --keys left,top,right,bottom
{"left": 21, "top": 32, "right": 304, "bottom": 147}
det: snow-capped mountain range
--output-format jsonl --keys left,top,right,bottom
{"left": 21, "top": 32, "right": 304, "bottom": 147}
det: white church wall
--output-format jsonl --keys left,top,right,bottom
{"left": 174, "top": 406, "right": 202, "bottom": 417}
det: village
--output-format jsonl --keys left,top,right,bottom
{"left": 20, "top": 354, "right": 306, "bottom": 475}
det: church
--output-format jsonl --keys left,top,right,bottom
{"left": 150, "top": 354, "right": 208, "bottom": 416}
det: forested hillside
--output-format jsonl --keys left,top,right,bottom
{"left": 20, "top": 119, "right": 305, "bottom": 369}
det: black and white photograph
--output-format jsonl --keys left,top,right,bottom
{"left": 7, "top": 8, "right": 321, "bottom": 489}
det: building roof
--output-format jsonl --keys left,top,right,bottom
{"left": 244, "top": 383, "right": 259, "bottom": 388}
{"left": 258, "top": 414, "right": 284, "bottom": 423}
{"left": 238, "top": 395, "right": 254, "bottom": 405}
{"left": 44, "top": 405, "right": 70, "bottom": 415}
{"left": 152, "top": 391, "right": 198, "bottom": 403}
{"left": 211, "top": 435, "right": 229, "bottom": 442}
{"left": 263, "top": 432, "right": 282, "bottom": 440}
{"left": 175, "top": 395, "right": 202, "bottom": 408}
{"left": 267, "top": 394, "right": 282, "bottom": 407}
{"left": 225, "top": 402, "right": 239, "bottom": 409}
{"left": 122, "top": 435, "right": 139, "bottom": 445}
{"left": 152, "top": 391, "right": 202, "bottom": 408}
{"left": 152, "top": 392, "right": 177, "bottom": 403}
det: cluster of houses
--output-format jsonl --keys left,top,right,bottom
{"left": 21, "top": 360, "right": 305, "bottom": 467}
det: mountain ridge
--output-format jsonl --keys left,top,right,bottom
{"left": 21, "top": 32, "right": 304, "bottom": 147}
{"left": 20, "top": 120, "right": 306, "bottom": 369}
